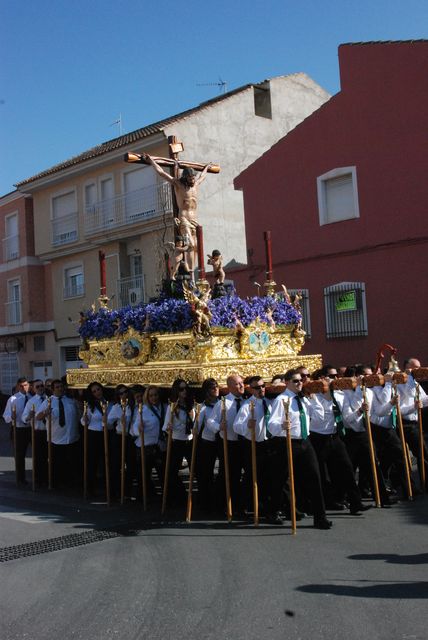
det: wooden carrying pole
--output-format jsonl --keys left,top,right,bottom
{"left": 102, "top": 402, "right": 111, "bottom": 506}
{"left": 416, "top": 383, "right": 426, "bottom": 491}
{"left": 47, "top": 398, "right": 53, "bottom": 490}
{"left": 162, "top": 401, "right": 175, "bottom": 516}
{"left": 282, "top": 398, "right": 297, "bottom": 535}
{"left": 361, "top": 385, "right": 381, "bottom": 507}
{"left": 12, "top": 405, "right": 18, "bottom": 484}
{"left": 120, "top": 399, "right": 127, "bottom": 505}
{"left": 83, "top": 401, "right": 88, "bottom": 499}
{"left": 249, "top": 401, "right": 259, "bottom": 527}
{"left": 393, "top": 383, "right": 413, "bottom": 501}
{"left": 138, "top": 403, "right": 147, "bottom": 511}
{"left": 30, "top": 405, "right": 36, "bottom": 491}
{"left": 221, "top": 397, "right": 232, "bottom": 522}
{"left": 186, "top": 404, "right": 200, "bottom": 523}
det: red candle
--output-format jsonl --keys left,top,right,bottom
{"left": 196, "top": 225, "right": 206, "bottom": 280}
{"left": 264, "top": 230, "right": 273, "bottom": 280}
{"left": 99, "top": 250, "right": 106, "bottom": 296}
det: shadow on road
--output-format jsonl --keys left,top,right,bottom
{"left": 296, "top": 581, "right": 428, "bottom": 599}
{"left": 348, "top": 552, "right": 428, "bottom": 565}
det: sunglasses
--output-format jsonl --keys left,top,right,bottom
{"left": 291, "top": 379, "right": 302, "bottom": 383}
{"left": 251, "top": 384, "right": 265, "bottom": 390}
{"left": 300, "top": 373, "right": 309, "bottom": 378}
{"left": 327, "top": 373, "right": 338, "bottom": 378}
{"left": 178, "top": 386, "right": 188, "bottom": 391}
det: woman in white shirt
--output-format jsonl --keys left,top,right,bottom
{"left": 130, "top": 385, "right": 166, "bottom": 501}
{"left": 162, "top": 378, "right": 195, "bottom": 506}
{"left": 195, "top": 377, "right": 220, "bottom": 512}
{"left": 108, "top": 385, "right": 136, "bottom": 499}
{"left": 82, "top": 381, "right": 111, "bottom": 496}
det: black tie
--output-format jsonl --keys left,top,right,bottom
{"left": 262, "top": 398, "right": 272, "bottom": 438}
{"left": 235, "top": 397, "right": 241, "bottom": 413}
{"left": 58, "top": 397, "right": 66, "bottom": 427}
{"left": 24, "top": 395, "right": 29, "bottom": 407}
{"left": 331, "top": 391, "right": 345, "bottom": 435}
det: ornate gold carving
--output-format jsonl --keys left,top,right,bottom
{"left": 69, "top": 322, "right": 321, "bottom": 388}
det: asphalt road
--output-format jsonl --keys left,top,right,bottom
{"left": 0, "top": 425, "right": 427, "bottom": 640}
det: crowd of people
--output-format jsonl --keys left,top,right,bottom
{"left": 2, "top": 357, "right": 427, "bottom": 529}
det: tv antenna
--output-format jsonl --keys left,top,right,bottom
{"left": 110, "top": 113, "right": 123, "bottom": 136}
{"left": 197, "top": 77, "right": 228, "bottom": 95}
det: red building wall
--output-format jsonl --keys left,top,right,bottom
{"left": 233, "top": 41, "right": 428, "bottom": 367}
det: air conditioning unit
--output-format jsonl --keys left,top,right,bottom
{"left": 128, "top": 288, "right": 143, "bottom": 305}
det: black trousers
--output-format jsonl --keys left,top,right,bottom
{"left": 216, "top": 439, "right": 245, "bottom": 513}
{"left": 371, "top": 423, "right": 409, "bottom": 493}
{"left": 240, "top": 439, "right": 270, "bottom": 512}
{"left": 268, "top": 437, "right": 327, "bottom": 521}
{"left": 166, "top": 439, "right": 193, "bottom": 506}
{"left": 86, "top": 430, "right": 110, "bottom": 494}
{"left": 136, "top": 444, "right": 164, "bottom": 500}
{"left": 52, "top": 441, "right": 80, "bottom": 489}
{"left": 344, "top": 429, "right": 389, "bottom": 503}
{"left": 195, "top": 438, "right": 219, "bottom": 511}
{"left": 34, "top": 430, "right": 48, "bottom": 486}
{"left": 403, "top": 421, "right": 428, "bottom": 490}
{"left": 309, "top": 431, "right": 362, "bottom": 509}
{"left": 111, "top": 433, "right": 137, "bottom": 497}
{"left": 14, "top": 427, "right": 31, "bottom": 484}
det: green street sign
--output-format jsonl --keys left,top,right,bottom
{"left": 335, "top": 290, "right": 357, "bottom": 312}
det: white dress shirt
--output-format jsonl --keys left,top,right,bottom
{"left": 130, "top": 403, "right": 164, "bottom": 447}
{"left": 197, "top": 402, "right": 218, "bottom": 442}
{"left": 162, "top": 404, "right": 194, "bottom": 441}
{"left": 107, "top": 402, "right": 135, "bottom": 434}
{"left": 38, "top": 396, "right": 80, "bottom": 445}
{"left": 81, "top": 402, "right": 112, "bottom": 431}
{"left": 233, "top": 397, "right": 272, "bottom": 442}
{"left": 22, "top": 393, "right": 47, "bottom": 431}
{"left": 268, "top": 389, "right": 324, "bottom": 439}
{"left": 206, "top": 393, "right": 243, "bottom": 441}
{"left": 3, "top": 392, "right": 33, "bottom": 428}
{"left": 308, "top": 390, "right": 345, "bottom": 435}
{"left": 397, "top": 375, "right": 428, "bottom": 422}
{"left": 342, "top": 387, "right": 374, "bottom": 433}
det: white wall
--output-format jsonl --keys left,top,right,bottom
{"left": 166, "top": 74, "right": 330, "bottom": 266}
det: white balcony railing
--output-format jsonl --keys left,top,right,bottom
{"left": 85, "top": 183, "right": 173, "bottom": 237}
{"left": 2, "top": 235, "right": 19, "bottom": 261}
{"left": 5, "top": 300, "right": 22, "bottom": 325}
{"left": 51, "top": 212, "right": 79, "bottom": 247}
{"left": 117, "top": 275, "right": 145, "bottom": 308}
{"left": 63, "top": 283, "right": 85, "bottom": 299}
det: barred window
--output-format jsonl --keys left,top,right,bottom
{"left": 324, "top": 282, "right": 368, "bottom": 339}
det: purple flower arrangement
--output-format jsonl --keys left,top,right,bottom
{"left": 79, "top": 295, "right": 301, "bottom": 341}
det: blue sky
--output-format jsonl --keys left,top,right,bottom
{"left": 1, "top": 0, "right": 427, "bottom": 195}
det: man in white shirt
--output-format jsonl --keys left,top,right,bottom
{"left": 268, "top": 369, "right": 332, "bottom": 529}
{"left": 37, "top": 379, "right": 80, "bottom": 489}
{"left": 342, "top": 366, "right": 393, "bottom": 506}
{"left": 309, "top": 365, "right": 371, "bottom": 515}
{"left": 233, "top": 376, "right": 271, "bottom": 519}
{"left": 2, "top": 377, "right": 32, "bottom": 485}
{"left": 22, "top": 379, "right": 48, "bottom": 486}
{"left": 206, "top": 374, "right": 245, "bottom": 514}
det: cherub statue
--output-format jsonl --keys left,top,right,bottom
{"left": 207, "top": 249, "right": 225, "bottom": 284}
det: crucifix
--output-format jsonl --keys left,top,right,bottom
{"left": 125, "top": 137, "right": 220, "bottom": 281}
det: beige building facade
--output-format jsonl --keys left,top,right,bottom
{"left": 16, "top": 75, "right": 330, "bottom": 377}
